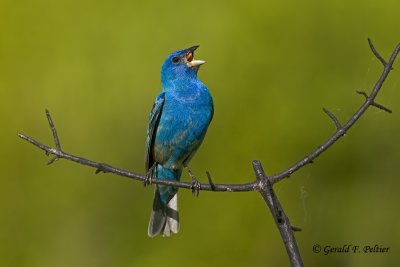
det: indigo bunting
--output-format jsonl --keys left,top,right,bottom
{"left": 145, "top": 46, "right": 213, "bottom": 237}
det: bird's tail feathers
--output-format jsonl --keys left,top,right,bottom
{"left": 162, "top": 193, "right": 179, "bottom": 236}
{"left": 148, "top": 189, "right": 179, "bottom": 237}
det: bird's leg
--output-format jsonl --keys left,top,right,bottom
{"left": 184, "top": 166, "right": 201, "bottom": 196}
{"left": 144, "top": 162, "right": 157, "bottom": 187}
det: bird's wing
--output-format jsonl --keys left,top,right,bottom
{"left": 145, "top": 92, "right": 165, "bottom": 170}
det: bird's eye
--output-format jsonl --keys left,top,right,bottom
{"left": 172, "top": 57, "right": 180, "bottom": 63}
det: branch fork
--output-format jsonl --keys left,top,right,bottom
{"left": 356, "top": 90, "right": 392, "bottom": 113}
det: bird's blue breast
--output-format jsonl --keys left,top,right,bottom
{"left": 153, "top": 80, "right": 213, "bottom": 171}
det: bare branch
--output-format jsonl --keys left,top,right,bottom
{"left": 17, "top": 127, "right": 258, "bottom": 192}
{"left": 252, "top": 160, "right": 303, "bottom": 267}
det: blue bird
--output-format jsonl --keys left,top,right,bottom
{"left": 145, "top": 46, "right": 213, "bottom": 237}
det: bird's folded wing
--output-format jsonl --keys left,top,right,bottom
{"left": 145, "top": 92, "right": 165, "bottom": 170}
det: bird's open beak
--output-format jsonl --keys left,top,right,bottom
{"left": 185, "top": 45, "right": 205, "bottom": 67}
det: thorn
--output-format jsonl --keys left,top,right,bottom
{"left": 356, "top": 90, "right": 369, "bottom": 99}
{"left": 371, "top": 101, "right": 392, "bottom": 113}
{"left": 206, "top": 171, "right": 216, "bottom": 191}
{"left": 322, "top": 108, "right": 342, "bottom": 130}
{"left": 291, "top": 225, "right": 302, "bottom": 232}
{"left": 47, "top": 156, "right": 59, "bottom": 165}
{"left": 368, "top": 38, "right": 389, "bottom": 68}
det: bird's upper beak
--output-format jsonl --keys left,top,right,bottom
{"left": 185, "top": 45, "right": 205, "bottom": 67}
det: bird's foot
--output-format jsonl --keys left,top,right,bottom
{"left": 144, "top": 174, "right": 152, "bottom": 187}
{"left": 191, "top": 176, "right": 201, "bottom": 196}
{"left": 185, "top": 166, "right": 201, "bottom": 196}
{"left": 144, "top": 163, "right": 156, "bottom": 187}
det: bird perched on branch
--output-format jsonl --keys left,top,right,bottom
{"left": 145, "top": 46, "right": 213, "bottom": 237}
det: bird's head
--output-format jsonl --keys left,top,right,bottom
{"left": 161, "top": 45, "right": 205, "bottom": 87}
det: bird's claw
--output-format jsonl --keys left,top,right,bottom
{"left": 143, "top": 174, "right": 152, "bottom": 187}
{"left": 144, "top": 163, "right": 156, "bottom": 187}
{"left": 184, "top": 166, "right": 201, "bottom": 196}
{"left": 191, "top": 177, "right": 201, "bottom": 196}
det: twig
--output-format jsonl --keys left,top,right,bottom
{"left": 356, "top": 90, "right": 369, "bottom": 99}
{"left": 370, "top": 101, "right": 392, "bottom": 113}
{"left": 368, "top": 38, "right": 390, "bottom": 68}
{"left": 45, "top": 109, "right": 62, "bottom": 165}
{"left": 206, "top": 171, "right": 216, "bottom": 191}
{"left": 322, "top": 108, "right": 342, "bottom": 130}
{"left": 17, "top": 40, "right": 400, "bottom": 267}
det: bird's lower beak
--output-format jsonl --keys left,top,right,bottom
{"left": 187, "top": 60, "right": 205, "bottom": 67}
{"left": 185, "top": 45, "right": 205, "bottom": 67}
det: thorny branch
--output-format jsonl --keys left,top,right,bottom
{"left": 253, "top": 160, "right": 303, "bottom": 267}
{"left": 18, "top": 40, "right": 400, "bottom": 267}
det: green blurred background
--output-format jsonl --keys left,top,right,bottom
{"left": 1, "top": 0, "right": 400, "bottom": 266}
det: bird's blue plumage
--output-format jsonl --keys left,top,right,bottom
{"left": 145, "top": 46, "right": 213, "bottom": 237}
